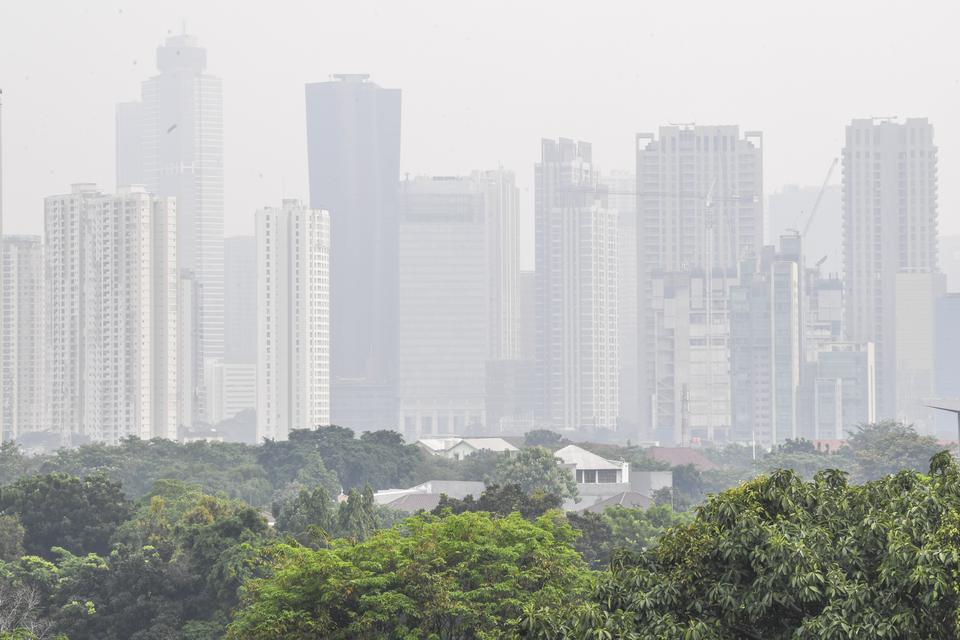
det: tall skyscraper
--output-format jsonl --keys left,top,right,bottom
{"left": 602, "top": 170, "right": 639, "bottom": 433}
{"left": 535, "top": 139, "right": 619, "bottom": 432}
{"left": 396, "top": 173, "right": 519, "bottom": 438}
{"left": 117, "top": 33, "right": 224, "bottom": 425}
{"left": 256, "top": 199, "right": 330, "bottom": 441}
{"left": 730, "top": 237, "right": 803, "bottom": 448}
{"left": 842, "top": 118, "right": 940, "bottom": 429}
{"left": 2, "top": 236, "right": 45, "bottom": 443}
{"left": 305, "top": 74, "right": 401, "bottom": 431}
{"left": 45, "top": 185, "right": 178, "bottom": 444}
{"left": 224, "top": 236, "right": 257, "bottom": 364}
{"left": 636, "top": 125, "right": 763, "bottom": 442}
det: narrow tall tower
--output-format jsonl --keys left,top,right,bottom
{"left": 535, "top": 138, "right": 619, "bottom": 432}
{"left": 842, "top": 118, "right": 942, "bottom": 431}
{"left": 256, "top": 200, "right": 331, "bottom": 441}
{"left": 305, "top": 74, "right": 401, "bottom": 431}
{"left": 117, "top": 33, "right": 224, "bottom": 426}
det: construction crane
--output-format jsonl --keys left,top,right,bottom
{"left": 796, "top": 157, "right": 838, "bottom": 239}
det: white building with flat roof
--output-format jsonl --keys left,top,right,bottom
{"left": 2, "top": 236, "right": 45, "bottom": 442}
{"left": 535, "top": 139, "right": 619, "bottom": 432}
{"left": 843, "top": 118, "right": 940, "bottom": 426}
{"left": 45, "top": 184, "right": 178, "bottom": 444}
{"left": 256, "top": 199, "right": 330, "bottom": 441}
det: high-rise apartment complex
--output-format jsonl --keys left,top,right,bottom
{"left": 842, "top": 118, "right": 940, "bottom": 431}
{"left": 117, "top": 33, "right": 224, "bottom": 425}
{"left": 45, "top": 185, "right": 178, "bottom": 444}
{"left": 636, "top": 125, "right": 763, "bottom": 442}
{"left": 256, "top": 199, "right": 330, "bottom": 441}
{"left": 397, "top": 172, "right": 519, "bottom": 438}
{"left": 2, "top": 236, "right": 45, "bottom": 442}
{"left": 305, "top": 74, "right": 401, "bottom": 431}
{"left": 535, "top": 139, "right": 619, "bottom": 432}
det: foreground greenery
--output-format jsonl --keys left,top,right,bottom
{"left": 0, "top": 420, "right": 955, "bottom": 639}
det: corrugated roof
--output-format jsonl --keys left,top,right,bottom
{"left": 584, "top": 491, "right": 653, "bottom": 513}
{"left": 383, "top": 493, "right": 443, "bottom": 513}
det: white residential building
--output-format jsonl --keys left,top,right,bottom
{"left": 45, "top": 184, "right": 178, "bottom": 444}
{"left": 2, "top": 236, "right": 45, "bottom": 442}
{"left": 842, "top": 118, "right": 940, "bottom": 429}
{"left": 256, "top": 199, "right": 330, "bottom": 441}
{"left": 535, "top": 139, "right": 619, "bottom": 432}
{"left": 397, "top": 173, "right": 519, "bottom": 438}
{"left": 118, "top": 33, "right": 224, "bottom": 424}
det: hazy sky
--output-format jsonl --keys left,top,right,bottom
{"left": 2, "top": 0, "right": 959, "bottom": 268}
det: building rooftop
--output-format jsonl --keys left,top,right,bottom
{"left": 554, "top": 444, "right": 623, "bottom": 471}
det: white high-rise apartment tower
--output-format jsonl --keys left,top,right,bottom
{"left": 117, "top": 33, "right": 224, "bottom": 425}
{"left": 636, "top": 125, "right": 763, "bottom": 443}
{"left": 2, "top": 236, "right": 45, "bottom": 443}
{"left": 535, "top": 139, "right": 619, "bottom": 432}
{"left": 842, "top": 118, "right": 942, "bottom": 432}
{"left": 256, "top": 200, "right": 330, "bottom": 441}
{"left": 45, "top": 185, "right": 178, "bottom": 444}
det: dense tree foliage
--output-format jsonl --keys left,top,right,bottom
{"left": 515, "top": 450, "right": 960, "bottom": 639}
{"left": 489, "top": 447, "right": 578, "bottom": 500}
{"left": 432, "top": 484, "right": 563, "bottom": 519}
{"left": 0, "top": 474, "right": 132, "bottom": 558}
{"left": 0, "top": 420, "right": 950, "bottom": 639}
{"left": 228, "top": 511, "right": 592, "bottom": 640}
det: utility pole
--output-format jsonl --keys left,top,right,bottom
{"left": 926, "top": 403, "right": 960, "bottom": 459}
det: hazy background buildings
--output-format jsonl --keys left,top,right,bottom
{"left": 0, "top": 3, "right": 959, "bottom": 450}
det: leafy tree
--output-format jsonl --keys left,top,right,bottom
{"left": 0, "top": 443, "right": 33, "bottom": 487}
{"left": 273, "top": 486, "right": 335, "bottom": 546}
{"left": 228, "top": 511, "right": 592, "bottom": 640}
{"left": 846, "top": 420, "right": 942, "bottom": 482}
{"left": 0, "top": 515, "right": 25, "bottom": 562}
{"left": 489, "top": 447, "right": 577, "bottom": 500}
{"left": 0, "top": 473, "right": 132, "bottom": 557}
{"left": 565, "top": 512, "right": 612, "bottom": 569}
{"left": 41, "top": 438, "right": 273, "bottom": 507}
{"left": 432, "top": 484, "right": 562, "bottom": 519}
{"left": 523, "top": 429, "right": 565, "bottom": 449}
{"left": 515, "top": 451, "right": 960, "bottom": 639}
{"left": 776, "top": 438, "right": 817, "bottom": 455}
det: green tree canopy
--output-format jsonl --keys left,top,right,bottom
{"left": 515, "top": 450, "right": 960, "bottom": 639}
{"left": 228, "top": 511, "right": 592, "bottom": 640}
{"left": 0, "top": 474, "right": 132, "bottom": 558}
{"left": 432, "top": 484, "right": 562, "bottom": 520}
{"left": 489, "top": 447, "right": 577, "bottom": 500}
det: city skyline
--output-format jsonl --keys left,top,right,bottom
{"left": 3, "top": 1, "right": 960, "bottom": 270}
{"left": 1, "top": 5, "right": 958, "bottom": 449}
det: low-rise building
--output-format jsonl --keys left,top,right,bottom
{"left": 416, "top": 436, "right": 518, "bottom": 459}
